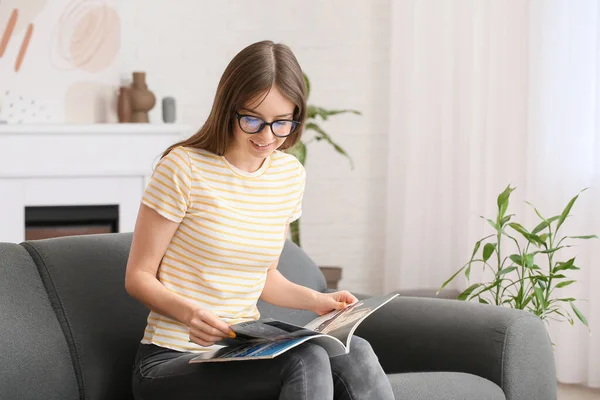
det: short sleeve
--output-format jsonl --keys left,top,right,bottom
{"left": 142, "top": 146, "right": 192, "bottom": 223}
{"left": 287, "top": 163, "right": 306, "bottom": 224}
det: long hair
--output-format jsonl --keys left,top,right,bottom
{"left": 162, "top": 41, "right": 307, "bottom": 158}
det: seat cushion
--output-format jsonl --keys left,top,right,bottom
{"left": 388, "top": 372, "right": 505, "bottom": 400}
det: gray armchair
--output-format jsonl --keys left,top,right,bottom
{"left": 0, "top": 232, "right": 557, "bottom": 399}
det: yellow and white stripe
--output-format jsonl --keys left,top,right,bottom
{"left": 140, "top": 146, "right": 305, "bottom": 352}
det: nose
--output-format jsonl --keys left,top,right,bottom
{"left": 256, "top": 123, "right": 275, "bottom": 141}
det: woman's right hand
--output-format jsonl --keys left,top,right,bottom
{"left": 187, "top": 306, "right": 236, "bottom": 347}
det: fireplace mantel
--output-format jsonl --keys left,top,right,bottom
{"left": 0, "top": 123, "right": 194, "bottom": 178}
{"left": 0, "top": 123, "right": 193, "bottom": 242}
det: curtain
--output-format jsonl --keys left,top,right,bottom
{"left": 385, "top": 0, "right": 600, "bottom": 387}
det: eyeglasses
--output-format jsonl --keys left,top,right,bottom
{"left": 235, "top": 112, "right": 300, "bottom": 138}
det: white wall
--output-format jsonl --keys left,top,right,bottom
{"left": 119, "top": 0, "right": 391, "bottom": 294}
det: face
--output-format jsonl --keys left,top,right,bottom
{"left": 231, "top": 85, "right": 296, "bottom": 160}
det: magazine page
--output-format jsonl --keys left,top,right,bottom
{"left": 190, "top": 337, "right": 311, "bottom": 363}
{"left": 303, "top": 294, "right": 399, "bottom": 346}
{"left": 189, "top": 334, "right": 346, "bottom": 364}
{"left": 215, "top": 318, "right": 319, "bottom": 347}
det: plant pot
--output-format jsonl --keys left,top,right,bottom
{"left": 319, "top": 266, "right": 342, "bottom": 290}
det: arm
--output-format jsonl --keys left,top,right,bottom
{"left": 124, "top": 204, "right": 193, "bottom": 325}
{"left": 259, "top": 226, "right": 357, "bottom": 315}
{"left": 354, "top": 296, "right": 557, "bottom": 400}
{"left": 124, "top": 205, "right": 233, "bottom": 345}
{"left": 260, "top": 258, "right": 321, "bottom": 312}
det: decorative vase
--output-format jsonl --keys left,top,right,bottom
{"left": 117, "top": 86, "right": 132, "bottom": 123}
{"left": 130, "top": 72, "right": 156, "bottom": 123}
{"left": 162, "top": 96, "right": 176, "bottom": 123}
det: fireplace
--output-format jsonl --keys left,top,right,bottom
{"left": 0, "top": 123, "right": 191, "bottom": 243}
{"left": 25, "top": 205, "right": 119, "bottom": 240}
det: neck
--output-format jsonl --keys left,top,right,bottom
{"left": 223, "top": 145, "right": 267, "bottom": 173}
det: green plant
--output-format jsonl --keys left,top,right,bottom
{"left": 439, "top": 185, "right": 596, "bottom": 329}
{"left": 285, "top": 74, "right": 361, "bottom": 247}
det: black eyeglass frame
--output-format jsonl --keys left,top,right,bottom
{"left": 235, "top": 112, "right": 301, "bottom": 138}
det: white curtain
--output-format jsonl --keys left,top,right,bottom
{"left": 385, "top": 0, "right": 600, "bottom": 387}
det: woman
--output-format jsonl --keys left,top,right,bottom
{"left": 125, "top": 40, "right": 394, "bottom": 400}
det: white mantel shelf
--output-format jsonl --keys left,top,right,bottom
{"left": 0, "top": 123, "right": 194, "bottom": 242}
{"left": 0, "top": 123, "right": 193, "bottom": 178}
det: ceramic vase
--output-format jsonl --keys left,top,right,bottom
{"left": 130, "top": 72, "right": 156, "bottom": 123}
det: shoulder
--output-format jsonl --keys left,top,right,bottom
{"left": 271, "top": 150, "right": 305, "bottom": 178}
{"left": 157, "top": 146, "right": 191, "bottom": 169}
{"left": 182, "top": 146, "right": 222, "bottom": 165}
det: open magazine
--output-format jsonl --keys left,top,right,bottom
{"left": 189, "top": 293, "right": 398, "bottom": 363}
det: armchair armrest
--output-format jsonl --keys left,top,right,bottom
{"left": 354, "top": 296, "right": 557, "bottom": 400}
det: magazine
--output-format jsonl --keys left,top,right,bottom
{"left": 189, "top": 293, "right": 399, "bottom": 363}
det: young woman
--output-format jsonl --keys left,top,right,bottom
{"left": 125, "top": 40, "right": 394, "bottom": 400}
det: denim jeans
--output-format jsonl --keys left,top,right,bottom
{"left": 132, "top": 336, "right": 394, "bottom": 400}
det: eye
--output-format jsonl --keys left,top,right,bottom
{"left": 272, "top": 120, "right": 295, "bottom": 135}
{"left": 240, "top": 116, "right": 263, "bottom": 131}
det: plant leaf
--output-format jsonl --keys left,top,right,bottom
{"left": 285, "top": 140, "right": 307, "bottom": 166}
{"left": 557, "top": 189, "right": 588, "bottom": 232}
{"left": 500, "top": 214, "right": 514, "bottom": 226}
{"left": 555, "top": 280, "right": 576, "bottom": 289}
{"left": 508, "top": 222, "right": 530, "bottom": 238}
{"left": 438, "top": 263, "right": 469, "bottom": 294}
{"left": 553, "top": 257, "right": 576, "bottom": 273}
{"left": 533, "top": 286, "right": 546, "bottom": 309}
{"left": 524, "top": 254, "right": 534, "bottom": 268}
{"left": 457, "top": 283, "right": 482, "bottom": 301}
{"left": 509, "top": 254, "right": 523, "bottom": 266}
{"left": 485, "top": 218, "right": 498, "bottom": 230}
{"left": 509, "top": 223, "right": 545, "bottom": 246}
{"left": 483, "top": 243, "right": 496, "bottom": 262}
{"left": 498, "top": 266, "right": 517, "bottom": 276}
{"left": 479, "top": 298, "right": 489, "bottom": 304}
{"left": 304, "top": 122, "right": 354, "bottom": 169}
{"left": 566, "top": 235, "right": 598, "bottom": 240}
{"left": 307, "top": 105, "right": 361, "bottom": 121}
{"left": 521, "top": 295, "right": 533, "bottom": 309}
{"left": 534, "top": 246, "right": 565, "bottom": 255}
{"left": 550, "top": 297, "right": 576, "bottom": 303}
{"left": 570, "top": 301, "right": 589, "bottom": 327}
{"left": 532, "top": 216, "right": 560, "bottom": 235}
{"left": 497, "top": 185, "right": 516, "bottom": 218}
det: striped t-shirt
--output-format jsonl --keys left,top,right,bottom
{"left": 140, "top": 145, "right": 305, "bottom": 352}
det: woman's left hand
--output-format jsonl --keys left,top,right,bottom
{"left": 313, "top": 290, "right": 359, "bottom": 316}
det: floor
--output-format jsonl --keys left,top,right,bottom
{"left": 559, "top": 384, "right": 600, "bottom": 400}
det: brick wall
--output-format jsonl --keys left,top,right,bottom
{"left": 119, "top": 0, "right": 391, "bottom": 294}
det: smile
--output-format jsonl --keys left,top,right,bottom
{"left": 250, "top": 140, "right": 275, "bottom": 148}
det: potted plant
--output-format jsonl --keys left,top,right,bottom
{"left": 285, "top": 73, "right": 360, "bottom": 247}
{"left": 439, "top": 185, "right": 596, "bottom": 329}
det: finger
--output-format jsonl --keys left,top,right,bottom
{"left": 189, "top": 329, "right": 223, "bottom": 344}
{"left": 189, "top": 334, "right": 214, "bottom": 347}
{"left": 191, "top": 319, "right": 229, "bottom": 338}
{"left": 201, "top": 311, "right": 235, "bottom": 337}
{"left": 346, "top": 293, "right": 359, "bottom": 304}
{"left": 340, "top": 291, "right": 357, "bottom": 304}
{"left": 333, "top": 299, "right": 346, "bottom": 309}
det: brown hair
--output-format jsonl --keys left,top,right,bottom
{"left": 162, "top": 40, "right": 307, "bottom": 158}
